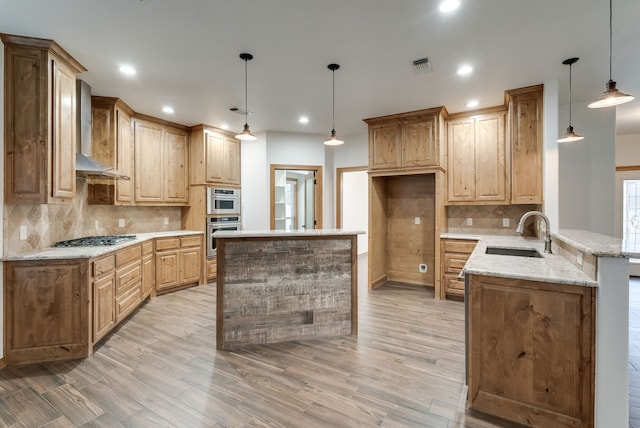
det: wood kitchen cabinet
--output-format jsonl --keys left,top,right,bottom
{"left": 114, "top": 245, "right": 142, "bottom": 322}
{"left": 440, "top": 238, "right": 477, "bottom": 300}
{"left": 155, "top": 235, "right": 203, "bottom": 294}
{"left": 88, "top": 97, "right": 135, "bottom": 205}
{"left": 141, "top": 240, "right": 155, "bottom": 299}
{"left": 506, "top": 85, "right": 544, "bottom": 204}
{"left": 467, "top": 274, "right": 594, "bottom": 427}
{"left": 364, "top": 107, "right": 446, "bottom": 173}
{"left": 134, "top": 116, "right": 189, "bottom": 205}
{"left": 189, "top": 125, "right": 241, "bottom": 186}
{"left": 92, "top": 255, "right": 116, "bottom": 342}
{"left": 4, "top": 259, "right": 89, "bottom": 364}
{"left": 446, "top": 107, "right": 508, "bottom": 204}
{"left": 1, "top": 33, "right": 86, "bottom": 204}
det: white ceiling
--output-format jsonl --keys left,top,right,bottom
{"left": 2, "top": 0, "right": 640, "bottom": 137}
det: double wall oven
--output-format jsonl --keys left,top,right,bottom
{"left": 206, "top": 187, "right": 241, "bottom": 258}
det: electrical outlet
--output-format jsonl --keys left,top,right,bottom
{"left": 415, "top": 216, "right": 421, "bottom": 225}
{"left": 419, "top": 263, "right": 427, "bottom": 273}
{"left": 19, "top": 226, "right": 27, "bottom": 241}
{"left": 119, "top": 218, "right": 125, "bottom": 228}
{"left": 163, "top": 217, "right": 169, "bottom": 225}
{"left": 502, "top": 218, "right": 510, "bottom": 227}
{"left": 95, "top": 220, "right": 100, "bottom": 230}
{"left": 466, "top": 218, "right": 473, "bottom": 226}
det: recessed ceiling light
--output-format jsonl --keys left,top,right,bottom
{"left": 119, "top": 64, "right": 136, "bottom": 76}
{"left": 439, "top": 0, "right": 460, "bottom": 13}
{"left": 457, "top": 64, "right": 473, "bottom": 76}
{"left": 220, "top": 123, "right": 229, "bottom": 130}
{"left": 162, "top": 106, "right": 174, "bottom": 114}
{"left": 466, "top": 99, "right": 479, "bottom": 108}
{"left": 299, "top": 116, "right": 309, "bottom": 124}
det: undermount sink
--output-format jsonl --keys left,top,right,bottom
{"left": 485, "top": 246, "right": 542, "bottom": 258}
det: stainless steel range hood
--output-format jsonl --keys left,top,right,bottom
{"left": 75, "top": 80, "right": 129, "bottom": 180}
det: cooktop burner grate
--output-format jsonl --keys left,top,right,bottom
{"left": 54, "top": 235, "right": 137, "bottom": 247}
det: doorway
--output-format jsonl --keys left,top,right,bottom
{"left": 270, "top": 164, "right": 323, "bottom": 230}
{"left": 337, "top": 166, "right": 368, "bottom": 255}
{"left": 616, "top": 166, "right": 640, "bottom": 276}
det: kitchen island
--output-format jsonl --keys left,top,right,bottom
{"left": 214, "top": 229, "right": 361, "bottom": 350}
{"left": 457, "top": 231, "right": 630, "bottom": 428}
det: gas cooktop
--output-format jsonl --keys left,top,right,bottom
{"left": 54, "top": 235, "right": 137, "bottom": 247}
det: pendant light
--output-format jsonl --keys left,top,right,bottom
{"left": 557, "top": 58, "right": 585, "bottom": 143}
{"left": 324, "top": 63, "right": 344, "bottom": 146}
{"left": 235, "top": 53, "right": 257, "bottom": 141}
{"left": 588, "top": 0, "right": 634, "bottom": 108}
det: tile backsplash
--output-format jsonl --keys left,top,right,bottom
{"left": 446, "top": 204, "right": 541, "bottom": 235}
{"left": 4, "top": 179, "right": 183, "bottom": 256}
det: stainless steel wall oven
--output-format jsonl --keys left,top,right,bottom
{"left": 207, "top": 216, "right": 241, "bottom": 257}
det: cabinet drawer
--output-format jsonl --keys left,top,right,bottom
{"left": 444, "top": 253, "right": 470, "bottom": 273}
{"left": 442, "top": 239, "right": 477, "bottom": 254}
{"left": 206, "top": 258, "right": 217, "bottom": 280}
{"left": 116, "top": 261, "right": 142, "bottom": 295}
{"left": 181, "top": 236, "right": 201, "bottom": 248}
{"left": 156, "top": 238, "right": 180, "bottom": 251}
{"left": 93, "top": 255, "right": 115, "bottom": 277}
{"left": 116, "top": 245, "right": 142, "bottom": 267}
{"left": 142, "top": 241, "right": 154, "bottom": 255}
{"left": 443, "top": 273, "right": 465, "bottom": 297}
{"left": 115, "top": 286, "right": 141, "bottom": 322}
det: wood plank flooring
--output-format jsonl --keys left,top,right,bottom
{"left": 1, "top": 254, "right": 620, "bottom": 427}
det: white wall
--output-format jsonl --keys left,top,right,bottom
{"left": 558, "top": 101, "right": 616, "bottom": 235}
{"left": 0, "top": 40, "right": 4, "bottom": 359}
{"left": 240, "top": 132, "right": 269, "bottom": 230}
{"left": 617, "top": 133, "right": 640, "bottom": 166}
{"left": 342, "top": 170, "right": 368, "bottom": 254}
{"left": 543, "top": 79, "right": 560, "bottom": 233}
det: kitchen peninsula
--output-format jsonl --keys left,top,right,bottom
{"left": 214, "top": 229, "right": 361, "bottom": 350}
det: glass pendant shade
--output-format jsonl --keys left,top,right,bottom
{"left": 235, "top": 53, "right": 257, "bottom": 141}
{"left": 588, "top": 0, "right": 634, "bottom": 108}
{"left": 324, "top": 63, "right": 344, "bottom": 146}
{"left": 557, "top": 57, "right": 584, "bottom": 143}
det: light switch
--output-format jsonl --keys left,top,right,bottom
{"left": 19, "top": 226, "right": 27, "bottom": 241}
{"left": 576, "top": 251, "right": 583, "bottom": 266}
{"left": 95, "top": 220, "right": 100, "bottom": 230}
{"left": 119, "top": 218, "right": 125, "bottom": 228}
{"left": 415, "top": 216, "right": 421, "bottom": 225}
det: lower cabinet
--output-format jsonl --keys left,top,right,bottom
{"left": 206, "top": 257, "right": 217, "bottom": 281}
{"left": 141, "top": 240, "right": 155, "bottom": 299}
{"left": 155, "top": 235, "right": 203, "bottom": 294}
{"left": 4, "top": 259, "right": 90, "bottom": 365}
{"left": 114, "top": 245, "right": 142, "bottom": 322}
{"left": 93, "top": 255, "right": 116, "bottom": 342}
{"left": 467, "top": 274, "right": 595, "bottom": 427}
{"left": 440, "top": 238, "right": 477, "bottom": 300}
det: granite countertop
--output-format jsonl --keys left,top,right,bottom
{"left": 213, "top": 229, "right": 365, "bottom": 238}
{"left": 553, "top": 229, "right": 636, "bottom": 258}
{"left": 448, "top": 233, "right": 597, "bottom": 287}
{"left": 3, "top": 230, "right": 204, "bottom": 261}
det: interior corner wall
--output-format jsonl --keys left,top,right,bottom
{"left": 241, "top": 132, "right": 269, "bottom": 230}
{"left": 542, "top": 79, "right": 559, "bottom": 233}
{"left": 616, "top": 133, "right": 640, "bottom": 166}
{"left": 558, "top": 101, "right": 616, "bottom": 235}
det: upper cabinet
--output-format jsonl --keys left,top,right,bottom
{"left": 134, "top": 116, "right": 189, "bottom": 206}
{"left": 88, "top": 97, "right": 135, "bottom": 205}
{"left": 447, "top": 108, "right": 508, "bottom": 204}
{"left": 1, "top": 34, "right": 86, "bottom": 204}
{"left": 364, "top": 107, "right": 446, "bottom": 173}
{"left": 506, "top": 85, "right": 544, "bottom": 204}
{"left": 189, "top": 125, "right": 241, "bottom": 186}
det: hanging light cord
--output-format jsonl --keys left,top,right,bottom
{"left": 244, "top": 57, "right": 249, "bottom": 126}
{"left": 569, "top": 62, "right": 573, "bottom": 125}
{"left": 331, "top": 68, "right": 336, "bottom": 132}
{"left": 608, "top": 0, "right": 613, "bottom": 81}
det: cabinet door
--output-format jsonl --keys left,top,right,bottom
{"left": 475, "top": 113, "right": 507, "bottom": 202}
{"left": 93, "top": 273, "right": 115, "bottom": 342}
{"left": 51, "top": 58, "right": 77, "bottom": 201}
{"left": 223, "top": 137, "right": 241, "bottom": 185}
{"left": 447, "top": 118, "right": 476, "bottom": 202}
{"left": 402, "top": 118, "right": 437, "bottom": 167}
{"left": 116, "top": 108, "right": 134, "bottom": 203}
{"left": 156, "top": 250, "right": 179, "bottom": 291}
{"left": 142, "top": 254, "right": 155, "bottom": 299}
{"left": 180, "top": 246, "right": 202, "bottom": 285}
{"left": 205, "top": 132, "right": 224, "bottom": 183}
{"left": 164, "top": 128, "right": 189, "bottom": 203}
{"left": 134, "top": 120, "right": 164, "bottom": 202}
{"left": 510, "top": 88, "right": 543, "bottom": 204}
{"left": 370, "top": 124, "right": 401, "bottom": 169}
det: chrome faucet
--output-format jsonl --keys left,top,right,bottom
{"left": 516, "top": 211, "right": 552, "bottom": 254}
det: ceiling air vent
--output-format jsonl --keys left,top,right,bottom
{"left": 412, "top": 57, "right": 431, "bottom": 74}
{"left": 228, "top": 106, "right": 251, "bottom": 115}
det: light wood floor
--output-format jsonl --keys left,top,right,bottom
{"left": 0, "top": 254, "right": 607, "bottom": 427}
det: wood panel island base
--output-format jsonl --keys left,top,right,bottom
{"left": 215, "top": 230, "right": 360, "bottom": 350}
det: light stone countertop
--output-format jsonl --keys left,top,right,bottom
{"left": 3, "top": 230, "right": 203, "bottom": 261}
{"left": 553, "top": 229, "right": 636, "bottom": 258}
{"left": 213, "top": 229, "right": 365, "bottom": 238}
{"left": 442, "top": 233, "right": 598, "bottom": 287}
